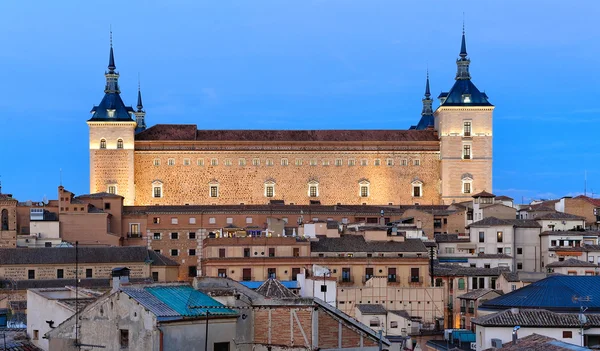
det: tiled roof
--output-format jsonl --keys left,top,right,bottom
{"left": 75, "top": 192, "right": 123, "bottom": 199}
{"left": 479, "top": 275, "right": 600, "bottom": 312}
{"left": 501, "top": 271, "right": 548, "bottom": 283}
{"left": 467, "top": 217, "right": 541, "bottom": 228}
{"left": 148, "top": 250, "right": 179, "bottom": 266}
{"left": 356, "top": 304, "right": 387, "bottom": 315}
{"left": 440, "top": 79, "right": 493, "bottom": 107}
{"left": 472, "top": 191, "right": 496, "bottom": 198}
{"left": 0, "top": 247, "right": 175, "bottom": 266}
{"left": 434, "top": 234, "right": 471, "bottom": 243}
{"left": 549, "top": 244, "right": 600, "bottom": 252}
{"left": 486, "top": 333, "right": 590, "bottom": 351}
{"left": 10, "top": 278, "right": 151, "bottom": 290}
{"left": 534, "top": 212, "right": 585, "bottom": 220}
{"left": 433, "top": 264, "right": 509, "bottom": 277}
{"left": 546, "top": 258, "right": 597, "bottom": 268}
{"left": 326, "top": 221, "right": 339, "bottom": 229}
{"left": 310, "top": 235, "right": 427, "bottom": 253}
{"left": 256, "top": 279, "right": 297, "bottom": 299}
{"left": 389, "top": 310, "right": 411, "bottom": 320}
{"left": 0, "top": 339, "right": 42, "bottom": 351}
{"left": 495, "top": 196, "right": 514, "bottom": 201}
{"left": 135, "top": 125, "right": 440, "bottom": 142}
{"left": 121, "top": 285, "right": 237, "bottom": 321}
{"left": 573, "top": 195, "right": 600, "bottom": 207}
{"left": 457, "top": 288, "right": 502, "bottom": 300}
{"left": 540, "top": 230, "right": 595, "bottom": 236}
{"left": 473, "top": 308, "right": 600, "bottom": 328}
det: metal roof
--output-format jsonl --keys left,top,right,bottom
{"left": 479, "top": 275, "right": 600, "bottom": 312}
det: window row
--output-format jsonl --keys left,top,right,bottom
{"left": 27, "top": 268, "right": 95, "bottom": 280}
{"left": 99, "top": 138, "right": 124, "bottom": 149}
{"left": 151, "top": 180, "right": 426, "bottom": 198}
{"left": 150, "top": 216, "right": 348, "bottom": 226}
{"left": 151, "top": 157, "right": 422, "bottom": 167}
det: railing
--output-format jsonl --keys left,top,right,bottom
{"left": 463, "top": 155, "right": 471, "bottom": 160}
{"left": 464, "top": 131, "right": 471, "bottom": 137}
{"left": 409, "top": 276, "right": 423, "bottom": 284}
{"left": 460, "top": 306, "right": 466, "bottom": 313}
{"left": 468, "top": 307, "right": 474, "bottom": 314}
{"left": 387, "top": 276, "right": 397, "bottom": 283}
{"left": 242, "top": 276, "right": 254, "bottom": 282}
{"left": 340, "top": 277, "right": 353, "bottom": 284}
{"left": 127, "top": 232, "right": 142, "bottom": 238}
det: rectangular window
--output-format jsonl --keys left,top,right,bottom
{"left": 281, "top": 158, "right": 288, "bottom": 166}
{"left": 266, "top": 159, "right": 274, "bottom": 166}
{"left": 497, "top": 247, "right": 504, "bottom": 254}
{"left": 238, "top": 158, "right": 246, "bottom": 166}
{"left": 197, "top": 158, "right": 204, "bottom": 166}
{"left": 292, "top": 268, "right": 301, "bottom": 281}
{"left": 267, "top": 268, "right": 276, "bottom": 279}
{"left": 224, "top": 159, "right": 232, "bottom": 166}
{"left": 167, "top": 158, "right": 175, "bottom": 166}
{"left": 268, "top": 247, "right": 275, "bottom": 257}
{"left": 335, "top": 159, "right": 343, "bottom": 166}
{"left": 505, "top": 247, "right": 512, "bottom": 255}
{"left": 107, "top": 185, "right": 116, "bottom": 194}
{"left": 171, "top": 249, "right": 178, "bottom": 256}
{"left": 171, "top": 232, "right": 178, "bottom": 239}
{"left": 244, "top": 248, "right": 250, "bottom": 257}
{"left": 463, "top": 182, "right": 471, "bottom": 194}
{"left": 360, "top": 159, "right": 368, "bottom": 166}
{"left": 153, "top": 233, "right": 161, "bottom": 240}
{"left": 153, "top": 186, "right": 162, "bottom": 198}
{"left": 293, "top": 248, "right": 300, "bottom": 257}
{"left": 410, "top": 268, "right": 420, "bottom": 283}
{"left": 189, "top": 232, "right": 196, "bottom": 239}
{"left": 86, "top": 269, "right": 93, "bottom": 278}
{"left": 266, "top": 185, "right": 274, "bottom": 197}
{"left": 400, "top": 159, "right": 408, "bottom": 166}
{"left": 154, "top": 159, "right": 161, "bottom": 166}
{"left": 171, "top": 217, "right": 178, "bottom": 225}
{"left": 183, "top": 158, "right": 191, "bottom": 166}
{"left": 211, "top": 158, "right": 218, "bottom": 166}
{"left": 413, "top": 159, "right": 420, "bottom": 166}
{"left": 189, "top": 217, "right": 196, "bottom": 224}
{"left": 209, "top": 217, "right": 216, "bottom": 224}
{"left": 365, "top": 267, "right": 374, "bottom": 281}
{"left": 28, "top": 270, "right": 35, "bottom": 280}
{"left": 360, "top": 186, "right": 369, "bottom": 197}
{"left": 479, "top": 232, "right": 485, "bottom": 243}
{"left": 341, "top": 268, "right": 351, "bottom": 282}
{"left": 252, "top": 158, "right": 260, "bottom": 166}
{"left": 226, "top": 217, "right": 233, "bottom": 224}
{"left": 309, "top": 185, "right": 318, "bottom": 197}
{"left": 388, "top": 267, "right": 397, "bottom": 283}
{"left": 242, "top": 268, "right": 252, "bottom": 281}
{"left": 390, "top": 321, "right": 398, "bottom": 328}
{"left": 517, "top": 247, "right": 523, "bottom": 255}
{"left": 57, "top": 269, "right": 64, "bottom": 279}
{"left": 563, "top": 331, "right": 572, "bottom": 338}
{"left": 348, "top": 159, "right": 356, "bottom": 166}
{"left": 219, "top": 248, "right": 226, "bottom": 258}
{"left": 517, "top": 263, "right": 523, "bottom": 270}
{"left": 463, "top": 145, "right": 471, "bottom": 159}
{"left": 322, "top": 160, "right": 330, "bottom": 166}
{"left": 413, "top": 185, "right": 421, "bottom": 197}
{"left": 152, "top": 272, "right": 159, "bottom": 282}
{"left": 463, "top": 121, "right": 472, "bottom": 136}
{"left": 386, "top": 158, "right": 394, "bottom": 166}
{"left": 295, "top": 159, "right": 303, "bottom": 166}
{"left": 217, "top": 269, "right": 227, "bottom": 278}
{"left": 246, "top": 217, "right": 252, "bottom": 224}
{"left": 188, "top": 266, "right": 197, "bottom": 277}
{"left": 120, "top": 329, "right": 129, "bottom": 349}
{"left": 210, "top": 186, "right": 219, "bottom": 198}
{"left": 189, "top": 249, "right": 196, "bottom": 256}
{"left": 374, "top": 159, "right": 381, "bottom": 166}
{"left": 310, "top": 159, "right": 317, "bottom": 166}
{"left": 497, "top": 231, "right": 503, "bottom": 243}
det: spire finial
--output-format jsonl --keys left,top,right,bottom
{"left": 108, "top": 26, "right": 116, "bottom": 72}
{"left": 460, "top": 14, "right": 468, "bottom": 58}
{"left": 136, "top": 73, "right": 144, "bottom": 112}
{"left": 425, "top": 68, "right": 431, "bottom": 97}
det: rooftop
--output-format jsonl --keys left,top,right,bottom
{"left": 434, "top": 234, "right": 471, "bottom": 243}
{"left": 310, "top": 235, "right": 427, "bottom": 253}
{"left": 546, "top": 258, "right": 598, "bottom": 268}
{"left": 256, "top": 279, "right": 297, "bottom": 299}
{"left": 467, "top": 217, "right": 541, "bottom": 228}
{"left": 534, "top": 212, "right": 585, "bottom": 220}
{"left": 473, "top": 308, "right": 600, "bottom": 328}
{"left": 540, "top": 230, "right": 600, "bottom": 237}
{"left": 501, "top": 271, "right": 548, "bottom": 283}
{"left": 356, "top": 304, "right": 387, "bottom": 315}
{"left": 458, "top": 288, "right": 503, "bottom": 300}
{"left": 479, "top": 275, "right": 600, "bottom": 312}
{"left": 434, "top": 264, "right": 509, "bottom": 277}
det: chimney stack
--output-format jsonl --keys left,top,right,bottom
{"left": 111, "top": 267, "right": 131, "bottom": 292}
{"left": 512, "top": 326, "right": 521, "bottom": 345}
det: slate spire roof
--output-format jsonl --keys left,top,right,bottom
{"left": 415, "top": 71, "right": 435, "bottom": 130}
{"left": 89, "top": 33, "right": 134, "bottom": 122}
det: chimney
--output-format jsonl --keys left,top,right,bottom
{"left": 111, "top": 267, "right": 131, "bottom": 292}
{"left": 511, "top": 307, "right": 519, "bottom": 314}
{"left": 512, "top": 326, "right": 520, "bottom": 345}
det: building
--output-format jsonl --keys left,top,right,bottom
{"left": 473, "top": 309, "right": 600, "bottom": 350}
{"left": 540, "top": 231, "right": 600, "bottom": 270}
{"left": 0, "top": 187, "right": 18, "bottom": 247}
{"left": 490, "top": 333, "right": 592, "bottom": 351}
{"left": 495, "top": 271, "right": 548, "bottom": 294}
{"left": 546, "top": 258, "right": 598, "bottom": 276}
{"left": 27, "top": 287, "right": 102, "bottom": 351}
{"left": 88, "top": 29, "right": 494, "bottom": 207}
{"left": 456, "top": 288, "right": 503, "bottom": 331}
{"left": 46, "top": 284, "right": 239, "bottom": 351}
{"left": 354, "top": 304, "right": 418, "bottom": 336}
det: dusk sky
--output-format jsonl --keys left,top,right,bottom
{"left": 1, "top": 0, "right": 599, "bottom": 203}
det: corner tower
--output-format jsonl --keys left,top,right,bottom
{"left": 435, "top": 27, "right": 494, "bottom": 204}
{"left": 414, "top": 71, "right": 435, "bottom": 130}
{"left": 88, "top": 34, "right": 137, "bottom": 205}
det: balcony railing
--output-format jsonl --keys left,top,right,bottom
{"left": 387, "top": 276, "right": 397, "bottom": 283}
{"left": 409, "top": 276, "right": 423, "bottom": 284}
{"left": 460, "top": 306, "right": 466, "bottom": 313}
{"left": 340, "top": 277, "right": 353, "bottom": 284}
{"left": 127, "top": 232, "right": 143, "bottom": 238}
{"left": 242, "top": 276, "right": 254, "bottom": 282}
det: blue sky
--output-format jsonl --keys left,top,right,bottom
{"left": 1, "top": 0, "right": 599, "bottom": 204}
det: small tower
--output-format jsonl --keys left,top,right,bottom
{"left": 87, "top": 32, "right": 137, "bottom": 205}
{"left": 414, "top": 71, "right": 435, "bottom": 130}
{"left": 435, "top": 26, "right": 494, "bottom": 204}
{"left": 134, "top": 79, "right": 147, "bottom": 134}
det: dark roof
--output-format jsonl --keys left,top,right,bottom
{"left": 74, "top": 192, "right": 123, "bottom": 199}
{"left": 415, "top": 114, "right": 434, "bottom": 130}
{"left": 534, "top": 212, "right": 585, "bottom": 220}
{"left": 388, "top": 310, "right": 412, "bottom": 320}
{"left": 495, "top": 196, "right": 514, "bottom": 201}
{"left": 467, "top": 217, "right": 541, "bottom": 228}
{"left": 10, "top": 277, "right": 152, "bottom": 290}
{"left": 472, "top": 190, "right": 496, "bottom": 198}
{"left": 256, "top": 279, "right": 297, "bottom": 299}
{"left": 473, "top": 308, "right": 600, "bottom": 328}
{"left": 326, "top": 221, "right": 339, "bottom": 230}
{"left": 549, "top": 244, "right": 600, "bottom": 252}
{"left": 310, "top": 236, "right": 427, "bottom": 253}
{"left": 501, "top": 271, "right": 548, "bottom": 283}
{"left": 479, "top": 275, "right": 600, "bottom": 312}
{"left": 434, "top": 264, "right": 509, "bottom": 277}
{"left": 487, "top": 333, "right": 590, "bottom": 351}
{"left": 148, "top": 250, "right": 179, "bottom": 266}
{"left": 0, "top": 247, "right": 177, "bottom": 266}
{"left": 457, "top": 289, "right": 502, "bottom": 300}
{"left": 546, "top": 258, "right": 597, "bottom": 268}
{"left": 434, "top": 234, "right": 470, "bottom": 243}
{"left": 135, "top": 124, "right": 440, "bottom": 142}
{"left": 440, "top": 79, "right": 493, "bottom": 107}
{"left": 356, "top": 304, "right": 387, "bottom": 315}
{"left": 540, "top": 230, "right": 594, "bottom": 236}
{"left": 0, "top": 339, "right": 42, "bottom": 351}
{"left": 89, "top": 92, "right": 134, "bottom": 122}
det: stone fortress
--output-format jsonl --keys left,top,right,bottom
{"left": 88, "top": 28, "right": 493, "bottom": 206}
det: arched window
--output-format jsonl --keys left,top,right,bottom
{"left": 117, "top": 139, "right": 123, "bottom": 149}
{"left": 308, "top": 180, "right": 319, "bottom": 198}
{"left": 100, "top": 139, "right": 106, "bottom": 149}
{"left": 1, "top": 209, "right": 8, "bottom": 230}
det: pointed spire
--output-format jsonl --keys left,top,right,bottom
{"left": 108, "top": 28, "right": 116, "bottom": 72}
{"left": 137, "top": 74, "right": 144, "bottom": 112}
{"left": 455, "top": 19, "right": 471, "bottom": 80}
{"left": 460, "top": 15, "right": 467, "bottom": 58}
{"left": 425, "top": 69, "right": 431, "bottom": 98}
{"left": 421, "top": 70, "right": 433, "bottom": 117}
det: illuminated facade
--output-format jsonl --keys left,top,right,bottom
{"left": 89, "top": 30, "right": 493, "bottom": 206}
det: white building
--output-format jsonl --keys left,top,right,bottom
{"left": 546, "top": 258, "right": 599, "bottom": 276}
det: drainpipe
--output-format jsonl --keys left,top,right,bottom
{"left": 157, "top": 326, "right": 164, "bottom": 351}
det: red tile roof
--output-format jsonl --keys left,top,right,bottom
{"left": 135, "top": 124, "right": 440, "bottom": 142}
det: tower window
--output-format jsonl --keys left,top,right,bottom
{"left": 310, "top": 159, "right": 317, "bottom": 166}
{"left": 266, "top": 159, "right": 274, "bottom": 166}
{"left": 281, "top": 158, "right": 288, "bottom": 166}
{"left": 265, "top": 182, "right": 275, "bottom": 198}
{"left": 238, "top": 158, "right": 246, "bottom": 166}
{"left": 224, "top": 159, "right": 232, "bottom": 166}
{"left": 335, "top": 159, "right": 343, "bottom": 166}
{"left": 360, "top": 159, "right": 368, "bottom": 166}
{"left": 210, "top": 184, "right": 219, "bottom": 198}
{"left": 374, "top": 159, "right": 381, "bottom": 166}
{"left": 100, "top": 139, "right": 106, "bottom": 149}
{"left": 413, "top": 159, "right": 420, "bottom": 166}
{"left": 211, "top": 158, "right": 218, "bottom": 166}
{"left": 183, "top": 158, "right": 191, "bottom": 166}
{"left": 153, "top": 158, "right": 160, "bottom": 166}
{"left": 412, "top": 180, "right": 423, "bottom": 198}
{"left": 117, "top": 139, "right": 123, "bottom": 149}
{"left": 152, "top": 181, "right": 163, "bottom": 198}
{"left": 168, "top": 158, "right": 175, "bottom": 166}
{"left": 359, "top": 180, "right": 370, "bottom": 198}
{"left": 348, "top": 159, "right": 356, "bottom": 166}
{"left": 386, "top": 159, "right": 394, "bottom": 166}
{"left": 463, "top": 182, "right": 471, "bottom": 194}
{"left": 295, "top": 159, "right": 303, "bottom": 166}
{"left": 107, "top": 185, "right": 117, "bottom": 194}
{"left": 308, "top": 181, "right": 319, "bottom": 197}
{"left": 252, "top": 158, "right": 260, "bottom": 166}
{"left": 463, "top": 121, "right": 472, "bottom": 137}
{"left": 463, "top": 145, "right": 471, "bottom": 159}
{"left": 197, "top": 159, "right": 204, "bottom": 166}
{"left": 322, "top": 160, "right": 330, "bottom": 166}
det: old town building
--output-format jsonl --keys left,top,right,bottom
{"left": 88, "top": 29, "right": 494, "bottom": 206}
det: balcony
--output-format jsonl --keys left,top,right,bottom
{"left": 387, "top": 276, "right": 397, "bottom": 284}
{"left": 409, "top": 276, "right": 423, "bottom": 285}
{"left": 340, "top": 277, "right": 354, "bottom": 284}
{"left": 127, "top": 232, "right": 143, "bottom": 238}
